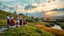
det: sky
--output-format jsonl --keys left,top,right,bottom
{"left": 0, "top": 0, "right": 64, "bottom": 12}
{"left": 0, "top": 0, "right": 64, "bottom": 18}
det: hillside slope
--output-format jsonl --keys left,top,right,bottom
{"left": 0, "top": 25, "right": 55, "bottom": 36}
{"left": 0, "top": 10, "right": 16, "bottom": 19}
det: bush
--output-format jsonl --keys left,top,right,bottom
{"left": 60, "top": 23, "right": 64, "bottom": 29}
{"left": 45, "top": 23, "right": 54, "bottom": 27}
{"left": 34, "top": 18, "right": 39, "bottom": 22}
{"left": 45, "top": 24, "right": 52, "bottom": 27}
{"left": 26, "top": 18, "right": 34, "bottom": 22}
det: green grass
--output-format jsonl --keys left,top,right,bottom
{"left": 1, "top": 25, "right": 55, "bottom": 36}
{"left": 0, "top": 20, "right": 7, "bottom": 27}
{"left": 0, "top": 10, "right": 17, "bottom": 19}
{"left": 0, "top": 20, "right": 55, "bottom": 36}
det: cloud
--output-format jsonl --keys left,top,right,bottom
{"left": 0, "top": 0, "right": 16, "bottom": 2}
{"left": 51, "top": 8, "right": 64, "bottom": 11}
{"left": 44, "top": 11, "right": 64, "bottom": 17}
{"left": 15, "top": 1, "right": 64, "bottom": 13}
{"left": 1, "top": 0, "right": 64, "bottom": 13}
{"left": 43, "top": 11, "right": 64, "bottom": 19}
{"left": 24, "top": 4, "right": 37, "bottom": 10}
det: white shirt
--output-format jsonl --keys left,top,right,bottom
{"left": 7, "top": 16, "right": 10, "bottom": 19}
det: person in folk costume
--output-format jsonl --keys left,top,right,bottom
{"left": 19, "top": 15, "right": 23, "bottom": 26}
{"left": 7, "top": 14, "right": 11, "bottom": 28}
{"left": 16, "top": 16, "right": 20, "bottom": 27}
{"left": 9, "top": 16, "right": 16, "bottom": 28}
{"left": 23, "top": 16, "right": 27, "bottom": 26}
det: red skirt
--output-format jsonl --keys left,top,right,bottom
{"left": 10, "top": 20, "right": 15, "bottom": 26}
{"left": 23, "top": 20, "right": 27, "bottom": 25}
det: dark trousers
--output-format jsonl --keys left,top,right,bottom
{"left": 7, "top": 19, "right": 10, "bottom": 28}
{"left": 20, "top": 19, "right": 22, "bottom": 25}
{"left": 7, "top": 20, "right": 9, "bottom": 25}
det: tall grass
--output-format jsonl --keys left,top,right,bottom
{"left": 0, "top": 20, "right": 7, "bottom": 27}
{"left": 2, "top": 25, "right": 55, "bottom": 36}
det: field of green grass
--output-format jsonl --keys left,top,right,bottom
{"left": 0, "top": 20, "right": 55, "bottom": 36}
{"left": 0, "top": 19, "right": 64, "bottom": 36}
{"left": 1, "top": 25, "right": 55, "bottom": 36}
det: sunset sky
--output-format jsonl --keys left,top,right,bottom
{"left": 0, "top": 0, "right": 64, "bottom": 18}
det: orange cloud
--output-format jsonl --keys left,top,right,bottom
{"left": 15, "top": 0, "right": 64, "bottom": 13}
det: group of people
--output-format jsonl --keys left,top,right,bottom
{"left": 7, "top": 14, "right": 27, "bottom": 28}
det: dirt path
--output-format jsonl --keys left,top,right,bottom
{"left": 35, "top": 24, "right": 64, "bottom": 36}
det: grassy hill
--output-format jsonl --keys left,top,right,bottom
{"left": 0, "top": 24, "right": 55, "bottom": 36}
{"left": 0, "top": 10, "right": 17, "bottom": 19}
{"left": 0, "top": 10, "right": 17, "bottom": 27}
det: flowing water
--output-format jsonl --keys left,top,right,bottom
{"left": 51, "top": 24, "right": 62, "bottom": 30}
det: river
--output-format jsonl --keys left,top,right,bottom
{"left": 51, "top": 24, "right": 63, "bottom": 30}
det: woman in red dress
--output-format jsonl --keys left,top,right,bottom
{"left": 23, "top": 16, "right": 27, "bottom": 26}
{"left": 9, "top": 16, "right": 16, "bottom": 28}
